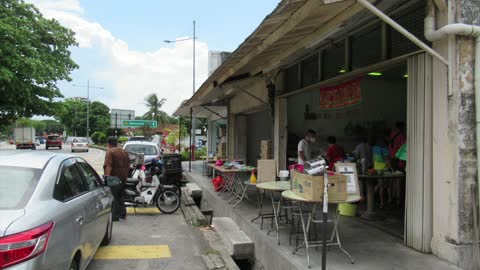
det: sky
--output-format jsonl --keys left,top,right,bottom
{"left": 27, "top": 0, "right": 279, "bottom": 116}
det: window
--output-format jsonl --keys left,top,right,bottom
{"left": 77, "top": 162, "right": 100, "bottom": 191}
{"left": 0, "top": 166, "right": 41, "bottom": 210}
{"left": 124, "top": 144, "right": 158, "bottom": 155}
{"left": 54, "top": 164, "right": 88, "bottom": 201}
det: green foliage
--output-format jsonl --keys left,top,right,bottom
{"left": 118, "top": 136, "right": 128, "bottom": 144}
{"left": 195, "top": 147, "right": 207, "bottom": 159}
{"left": 180, "top": 151, "right": 190, "bottom": 161}
{"left": 143, "top": 93, "right": 167, "bottom": 128}
{"left": 55, "top": 99, "right": 110, "bottom": 136}
{"left": 3, "top": 118, "right": 63, "bottom": 136}
{"left": 91, "top": 131, "right": 106, "bottom": 144}
{"left": 0, "top": 0, "right": 78, "bottom": 126}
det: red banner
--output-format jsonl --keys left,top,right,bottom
{"left": 320, "top": 77, "right": 362, "bottom": 109}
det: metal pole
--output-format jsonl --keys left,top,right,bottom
{"left": 322, "top": 172, "right": 329, "bottom": 270}
{"left": 192, "top": 20, "right": 196, "bottom": 159}
{"left": 189, "top": 108, "right": 193, "bottom": 172}
{"left": 179, "top": 117, "right": 182, "bottom": 152}
{"left": 86, "top": 80, "right": 90, "bottom": 139}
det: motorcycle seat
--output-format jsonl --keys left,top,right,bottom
{"left": 126, "top": 178, "right": 140, "bottom": 185}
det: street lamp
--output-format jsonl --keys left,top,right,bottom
{"left": 164, "top": 20, "right": 197, "bottom": 172}
{"left": 72, "top": 81, "right": 104, "bottom": 140}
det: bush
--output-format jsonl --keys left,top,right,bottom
{"left": 195, "top": 147, "right": 207, "bottom": 160}
{"left": 98, "top": 133, "right": 107, "bottom": 144}
{"left": 118, "top": 136, "right": 129, "bottom": 144}
{"left": 91, "top": 131, "right": 107, "bottom": 144}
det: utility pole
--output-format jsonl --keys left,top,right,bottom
{"left": 72, "top": 81, "right": 104, "bottom": 141}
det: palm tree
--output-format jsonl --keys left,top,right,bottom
{"left": 143, "top": 93, "right": 167, "bottom": 128}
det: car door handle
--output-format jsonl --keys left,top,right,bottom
{"left": 96, "top": 201, "right": 103, "bottom": 211}
{"left": 76, "top": 216, "right": 84, "bottom": 225}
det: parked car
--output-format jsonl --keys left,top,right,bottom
{"left": 123, "top": 141, "right": 159, "bottom": 164}
{"left": 128, "top": 136, "right": 151, "bottom": 142}
{"left": 71, "top": 137, "right": 89, "bottom": 152}
{"left": 0, "top": 151, "right": 117, "bottom": 270}
{"left": 9, "top": 139, "right": 14, "bottom": 145}
{"left": 46, "top": 135, "right": 62, "bottom": 150}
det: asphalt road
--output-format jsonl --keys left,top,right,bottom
{"left": 0, "top": 142, "right": 209, "bottom": 270}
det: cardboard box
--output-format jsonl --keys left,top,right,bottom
{"left": 292, "top": 171, "right": 347, "bottom": 201}
{"left": 257, "top": 159, "right": 277, "bottom": 183}
{"left": 260, "top": 140, "right": 273, "bottom": 159}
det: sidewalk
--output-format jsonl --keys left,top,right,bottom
{"left": 184, "top": 161, "right": 460, "bottom": 270}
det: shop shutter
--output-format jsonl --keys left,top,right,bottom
{"left": 405, "top": 53, "right": 433, "bottom": 252}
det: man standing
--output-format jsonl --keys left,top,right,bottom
{"left": 298, "top": 129, "right": 316, "bottom": 165}
{"left": 104, "top": 136, "right": 130, "bottom": 221}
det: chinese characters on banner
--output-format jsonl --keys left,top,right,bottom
{"left": 319, "top": 77, "right": 362, "bottom": 109}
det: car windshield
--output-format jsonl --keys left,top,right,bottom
{"left": 0, "top": 166, "right": 41, "bottom": 210}
{"left": 125, "top": 144, "right": 158, "bottom": 155}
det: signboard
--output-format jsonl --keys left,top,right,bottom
{"left": 320, "top": 77, "right": 362, "bottom": 109}
{"left": 111, "top": 109, "right": 135, "bottom": 129}
{"left": 335, "top": 163, "right": 360, "bottom": 195}
{"left": 122, "top": 120, "right": 157, "bottom": 128}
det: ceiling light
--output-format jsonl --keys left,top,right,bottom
{"left": 403, "top": 74, "right": 408, "bottom": 78}
{"left": 368, "top": 72, "right": 383, "bottom": 76}
{"left": 339, "top": 69, "right": 346, "bottom": 73}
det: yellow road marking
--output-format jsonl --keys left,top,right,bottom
{"left": 94, "top": 245, "right": 171, "bottom": 260}
{"left": 126, "top": 207, "right": 161, "bottom": 214}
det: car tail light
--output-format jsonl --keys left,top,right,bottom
{"left": 0, "top": 222, "right": 54, "bottom": 269}
{"left": 71, "top": 143, "right": 74, "bottom": 147}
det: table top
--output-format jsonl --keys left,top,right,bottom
{"left": 281, "top": 190, "right": 361, "bottom": 203}
{"left": 358, "top": 173, "right": 406, "bottom": 179}
{"left": 256, "top": 181, "right": 291, "bottom": 191}
{"left": 208, "top": 164, "right": 254, "bottom": 173}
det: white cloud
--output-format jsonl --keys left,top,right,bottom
{"left": 26, "top": 0, "right": 208, "bottom": 116}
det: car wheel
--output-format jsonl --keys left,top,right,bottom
{"left": 86, "top": 149, "right": 89, "bottom": 152}
{"left": 69, "top": 259, "right": 79, "bottom": 270}
{"left": 101, "top": 211, "right": 113, "bottom": 246}
{"left": 60, "top": 146, "right": 62, "bottom": 150}
{"left": 46, "top": 146, "right": 49, "bottom": 150}
{"left": 71, "top": 150, "right": 74, "bottom": 153}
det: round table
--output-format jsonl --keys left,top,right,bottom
{"left": 256, "top": 181, "right": 291, "bottom": 244}
{"left": 282, "top": 191, "right": 361, "bottom": 268}
{"left": 358, "top": 173, "right": 405, "bottom": 220}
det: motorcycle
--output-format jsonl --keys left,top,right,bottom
{"left": 124, "top": 163, "right": 181, "bottom": 214}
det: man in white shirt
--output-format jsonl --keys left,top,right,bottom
{"left": 298, "top": 129, "right": 316, "bottom": 165}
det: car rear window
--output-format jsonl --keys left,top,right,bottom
{"left": 0, "top": 166, "right": 41, "bottom": 210}
{"left": 125, "top": 144, "right": 158, "bottom": 155}
{"left": 74, "top": 138, "right": 87, "bottom": 143}
{"left": 48, "top": 136, "right": 59, "bottom": 140}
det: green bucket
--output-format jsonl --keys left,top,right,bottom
{"left": 338, "top": 203, "right": 357, "bottom": 217}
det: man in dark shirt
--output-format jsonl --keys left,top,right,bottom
{"left": 104, "top": 136, "right": 130, "bottom": 221}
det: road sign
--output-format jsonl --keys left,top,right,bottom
{"left": 122, "top": 120, "right": 158, "bottom": 128}
{"left": 111, "top": 109, "right": 135, "bottom": 129}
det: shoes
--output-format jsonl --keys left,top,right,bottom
{"left": 120, "top": 216, "right": 126, "bottom": 220}
{"left": 113, "top": 218, "right": 120, "bottom": 222}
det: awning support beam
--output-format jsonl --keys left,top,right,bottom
{"left": 201, "top": 105, "right": 227, "bottom": 120}
{"left": 232, "top": 85, "right": 268, "bottom": 105}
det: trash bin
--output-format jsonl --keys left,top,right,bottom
{"left": 338, "top": 203, "right": 357, "bottom": 217}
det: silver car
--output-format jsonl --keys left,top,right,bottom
{"left": 123, "top": 141, "right": 160, "bottom": 164}
{"left": 0, "top": 151, "right": 116, "bottom": 270}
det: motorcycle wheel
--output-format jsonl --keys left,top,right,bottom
{"left": 156, "top": 190, "right": 180, "bottom": 214}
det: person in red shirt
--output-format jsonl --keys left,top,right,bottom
{"left": 325, "top": 136, "right": 344, "bottom": 171}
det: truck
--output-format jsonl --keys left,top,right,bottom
{"left": 14, "top": 127, "right": 36, "bottom": 150}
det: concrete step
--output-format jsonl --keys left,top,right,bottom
{"left": 186, "top": 183, "right": 203, "bottom": 199}
{"left": 212, "top": 217, "right": 254, "bottom": 260}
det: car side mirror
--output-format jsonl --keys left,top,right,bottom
{"left": 103, "top": 176, "right": 122, "bottom": 188}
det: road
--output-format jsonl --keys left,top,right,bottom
{"left": 0, "top": 142, "right": 209, "bottom": 270}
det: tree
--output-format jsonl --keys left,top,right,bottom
{"left": 0, "top": 0, "right": 78, "bottom": 126}
{"left": 143, "top": 93, "right": 167, "bottom": 128}
{"left": 56, "top": 98, "right": 110, "bottom": 136}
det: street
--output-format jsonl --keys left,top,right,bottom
{"left": 0, "top": 142, "right": 209, "bottom": 270}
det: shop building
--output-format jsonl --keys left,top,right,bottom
{"left": 174, "top": 0, "right": 480, "bottom": 268}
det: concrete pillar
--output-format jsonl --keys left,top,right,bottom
{"left": 274, "top": 98, "right": 287, "bottom": 170}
